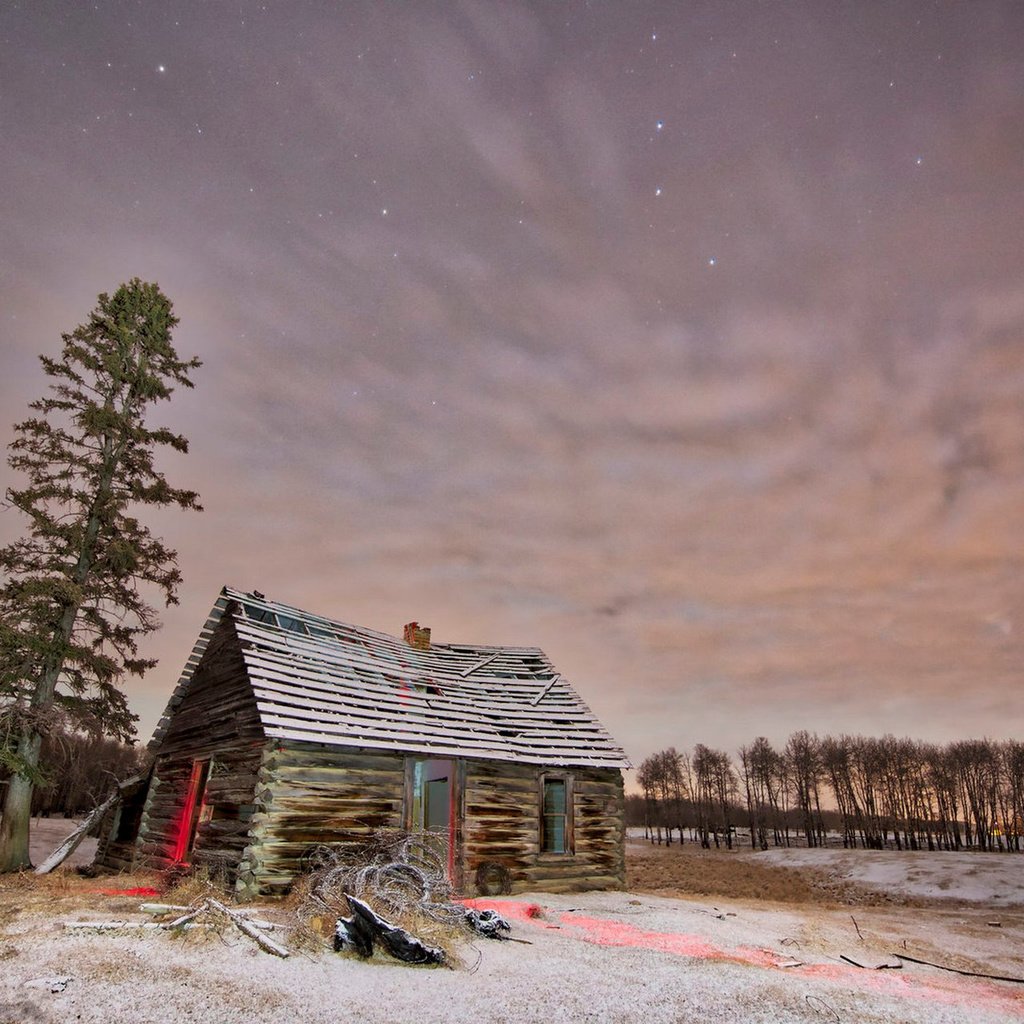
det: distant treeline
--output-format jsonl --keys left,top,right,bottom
{"left": 0, "top": 727, "right": 144, "bottom": 818}
{"left": 630, "top": 733, "right": 1024, "bottom": 853}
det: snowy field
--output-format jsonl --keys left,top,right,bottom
{"left": 755, "top": 844, "right": 1024, "bottom": 906}
{"left": 1, "top": 822, "right": 1022, "bottom": 1023}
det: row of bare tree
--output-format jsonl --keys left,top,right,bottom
{"left": 634, "top": 733, "right": 1024, "bottom": 853}
{"left": 0, "top": 726, "right": 143, "bottom": 818}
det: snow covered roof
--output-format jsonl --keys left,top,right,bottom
{"left": 150, "top": 586, "right": 631, "bottom": 769}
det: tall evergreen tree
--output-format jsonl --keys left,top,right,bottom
{"left": 0, "top": 279, "right": 200, "bottom": 871}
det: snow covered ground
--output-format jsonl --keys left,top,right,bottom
{"left": 26, "top": 817, "right": 98, "bottom": 869}
{"left": 755, "top": 845, "right": 1024, "bottom": 906}
{"left": 1, "top": 823, "right": 1022, "bottom": 1023}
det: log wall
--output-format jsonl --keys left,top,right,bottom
{"left": 237, "top": 745, "right": 624, "bottom": 897}
{"left": 93, "top": 776, "right": 150, "bottom": 873}
{"left": 134, "top": 618, "right": 266, "bottom": 879}
{"left": 238, "top": 742, "right": 406, "bottom": 896}
{"left": 463, "top": 761, "right": 625, "bottom": 894}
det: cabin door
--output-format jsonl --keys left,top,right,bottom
{"left": 173, "top": 758, "right": 210, "bottom": 863}
{"left": 407, "top": 758, "right": 461, "bottom": 881}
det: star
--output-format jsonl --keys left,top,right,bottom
{"left": 707, "top": 257, "right": 717, "bottom": 267}
{"left": 655, "top": 120, "right": 664, "bottom": 132}
{"left": 915, "top": 156, "right": 923, "bottom": 166}
{"left": 157, "top": 65, "right": 166, "bottom": 74}
{"left": 654, "top": 187, "right": 662, "bottom": 196}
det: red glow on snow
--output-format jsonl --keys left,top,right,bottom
{"left": 461, "top": 898, "right": 544, "bottom": 922}
{"left": 795, "top": 962, "right": 1024, "bottom": 1012}
{"left": 556, "top": 913, "right": 740, "bottom": 962}
{"left": 94, "top": 887, "right": 161, "bottom": 897}
{"left": 460, "top": 899, "right": 1024, "bottom": 1015}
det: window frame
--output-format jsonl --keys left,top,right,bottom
{"left": 539, "top": 773, "right": 574, "bottom": 856}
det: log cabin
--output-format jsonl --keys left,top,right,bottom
{"left": 96, "top": 587, "right": 631, "bottom": 897}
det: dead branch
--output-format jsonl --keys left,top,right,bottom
{"left": 839, "top": 954, "right": 901, "bottom": 970}
{"left": 207, "top": 898, "right": 290, "bottom": 958}
{"left": 804, "top": 995, "right": 840, "bottom": 1022}
{"left": 893, "top": 953, "right": 1024, "bottom": 984}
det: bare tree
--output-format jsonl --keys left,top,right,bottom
{"left": 785, "top": 731, "right": 824, "bottom": 848}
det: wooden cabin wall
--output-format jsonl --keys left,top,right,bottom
{"left": 134, "top": 618, "right": 266, "bottom": 878}
{"left": 238, "top": 741, "right": 406, "bottom": 897}
{"left": 239, "top": 746, "right": 623, "bottom": 897}
{"left": 92, "top": 777, "right": 150, "bottom": 873}
{"left": 463, "top": 761, "right": 625, "bottom": 894}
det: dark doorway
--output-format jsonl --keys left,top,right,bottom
{"left": 407, "top": 758, "right": 460, "bottom": 880}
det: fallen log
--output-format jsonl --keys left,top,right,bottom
{"left": 64, "top": 921, "right": 210, "bottom": 932}
{"left": 63, "top": 917, "right": 278, "bottom": 933}
{"left": 34, "top": 792, "right": 120, "bottom": 875}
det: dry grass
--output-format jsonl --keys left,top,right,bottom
{"left": 0, "top": 867, "right": 168, "bottom": 927}
{"left": 163, "top": 864, "right": 231, "bottom": 907}
{"left": 626, "top": 839, "right": 869, "bottom": 906}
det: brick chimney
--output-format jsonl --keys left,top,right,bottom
{"left": 403, "top": 621, "right": 431, "bottom": 651}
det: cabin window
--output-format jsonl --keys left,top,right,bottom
{"left": 540, "top": 775, "right": 573, "bottom": 854}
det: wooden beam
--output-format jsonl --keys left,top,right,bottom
{"left": 531, "top": 675, "right": 561, "bottom": 706}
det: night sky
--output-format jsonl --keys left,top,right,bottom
{"left": 3, "top": 2, "right": 1024, "bottom": 770}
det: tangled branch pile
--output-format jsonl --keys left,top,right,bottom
{"left": 301, "top": 830, "right": 464, "bottom": 926}
{"left": 292, "top": 829, "right": 509, "bottom": 965}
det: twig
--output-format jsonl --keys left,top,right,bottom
{"left": 850, "top": 915, "right": 863, "bottom": 941}
{"left": 840, "top": 954, "right": 900, "bottom": 970}
{"left": 893, "top": 953, "right": 1024, "bottom": 985}
{"left": 804, "top": 995, "right": 840, "bottom": 1021}
{"left": 164, "top": 908, "right": 204, "bottom": 929}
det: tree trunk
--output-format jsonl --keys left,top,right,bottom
{"left": 0, "top": 732, "right": 42, "bottom": 871}
{"left": 0, "top": 495, "right": 98, "bottom": 871}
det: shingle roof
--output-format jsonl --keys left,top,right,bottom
{"left": 150, "top": 586, "right": 631, "bottom": 769}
